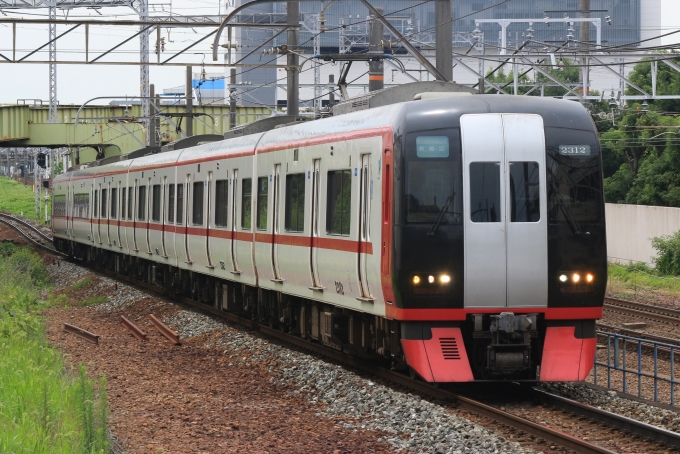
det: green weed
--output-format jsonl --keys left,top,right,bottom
{"left": 77, "top": 295, "right": 107, "bottom": 307}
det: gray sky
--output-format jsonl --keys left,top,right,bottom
{"left": 1, "top": 0, "right": 679, "bottom": 106}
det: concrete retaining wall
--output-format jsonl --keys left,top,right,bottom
{"left": 606, "top": 203, "right": 680, "bottom": 266}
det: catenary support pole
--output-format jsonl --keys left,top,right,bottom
{"left": 229, "top": 68, "right": 237, "bottom": 129}
{"left": 149, "top": 84, "right": 156, "bottom": 147}
{"left": 186, "top": 66, "right": 193, "bottom": 137}
{"left": 435, "top": 0, "right": 453, "bottom": 82}
{"left": 369, "top": 7, "right": 384, "bottom": 92}
{"left": 580, "top": 0, "right": 590, "bottom": 100}
{"left": 287, "top": 1, "right": 299, "bottom": 116}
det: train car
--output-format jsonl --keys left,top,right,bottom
{"left": 52, "top": 84, "right": 606, "bottom": 382}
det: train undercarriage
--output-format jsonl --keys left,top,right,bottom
{"left": 55, "top": 238, "right": 595, "bottom": 382}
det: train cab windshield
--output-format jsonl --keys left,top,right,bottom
{"left": 405, "top": 130, "right": 463, "bottom": 228}
{"left": 545, "top": 127, "right": 603, "bottom": 228}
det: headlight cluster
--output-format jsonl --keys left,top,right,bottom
{"left": 558, "top": 272, "right": 595, "bottom": 292}
{"left": 412, "top": 273, "right": 452, "bottom": 295}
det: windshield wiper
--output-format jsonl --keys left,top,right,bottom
{"left": 427, "top": 189, "right": 456, "bottom": 236}
{"left": 549, "top": 176, "right": 583, "bottom": 235}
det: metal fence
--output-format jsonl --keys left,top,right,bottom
{"left": 593, "top": 331, "right": 679, "bottom": 406}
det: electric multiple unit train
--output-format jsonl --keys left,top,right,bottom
{"left": 52, "top": 89, "right": 606, "bottom": 382}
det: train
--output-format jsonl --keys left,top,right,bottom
{"left": 51, "top": 82, "right": 606, "bottom": 382}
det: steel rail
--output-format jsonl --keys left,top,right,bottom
{"left": 597, "top": 322, "right": 680, "bottom": 347}
{"left": 63, "top": 323, "right": 100, "bottom": 344}
{"left": 605, "top": 297, "right": 680, "bottom": 325}
{"left": 0, "top": 213, "right": 65, "bottom": 256}
{"left": 0, "top": 212, "right": 53, "bottom": 242}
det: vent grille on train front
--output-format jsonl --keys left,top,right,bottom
{"left": 440, "top": 338, "right": 461, "bottom": 360}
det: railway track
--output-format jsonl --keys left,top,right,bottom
{"left": 3, "top": 214, "right": 679, "bottom": 452}
{"left": 605, "top": 296, "right": 680, "bottom": 326}
{"left": 0, "top": 212, "right": 65, "bottom": 256}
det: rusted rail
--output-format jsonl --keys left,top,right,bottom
{"left": 63, "top": 323, "right": 100, "bottom": 344}
{"left": 120, "top": 315, "right": 147, "bottom": 341}
{"left": 149, "top": 314, "right": 181, "bottom": 345}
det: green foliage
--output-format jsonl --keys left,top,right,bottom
{"left": 607, "top": 261, "right": 680, "bottom": 300}
{"left": 69, "top": 278, "right": 93, "bottom": 291}
{"left": 0, "top": 242, "right": 16, "bottom": 258}
{"left": 0, "top": 177, "right": 43, "bottom": 221}
{"left": 54, "top": 161, "right": 64, "bottom": 176}
{"left": 627, "top": 52, "right": 680, "bottom": 113}
{"left": 651, "top": 230, "right": 680, "bottom": 275}
{"left": 77, "top": 295, "right": 107, "bottom": 307}
{"left": 0, "top": 249, "right": 109, "bottom": 452}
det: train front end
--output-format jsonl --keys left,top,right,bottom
{"left": 391, "top": 96, "right": 606, "bottom": 382}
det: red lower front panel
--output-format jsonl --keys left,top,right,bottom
{"left": 401, "top": 327, "right": 474, "bottom": 383}
{"left": 539, "top": 326, "right": 597, "bottom": 381}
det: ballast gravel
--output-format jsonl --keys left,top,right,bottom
{"left": 541, "top": 382, "right": 680, "bottom": 433}
{"left": 165, "top": 312, "right": 532, "bottom": 454}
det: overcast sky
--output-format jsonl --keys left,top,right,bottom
{"left": 0, "top": 0, "right": 678, "bottom": 106}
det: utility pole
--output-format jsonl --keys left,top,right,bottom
{"left": 186, "top": 66, "right": 193, "bottom": 137}
{"left": 328, "top": 74, "right": 335, "bottom": 107}
{"left": 435, "top": 0, "right": 453, "bottom": 82}
{"left": 287, "top": 1, "right": 300, "bottom": 116}
{"left": 140, "top": 0, "right": 150, "bottom": 145}
{"left": 48, "top": 6, "right": 58, "bottom": 123}
{"left": 368, "top": 7, "right": 384, "bottom": 92}
{"left": 579, "top": 0, "right": 590, "bottom": 101}
{"left": 149, "top": 84, "right": 156, "bottom": 147}
{"left": 35, "top": 150, "right": 40, "bottom": 219}
{"left": 229, "top": 68, "right": 237, "bottom": 129}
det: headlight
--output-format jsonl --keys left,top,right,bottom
{"left": 559, "top": 274, "right": 568, "bottom": 282}
{"left": 428, "top": 275, "right": 435, "bottom": 284}
{"left": 586, "top": 273, "right": 594, "bottom": 283}
{"left": 572, "top": 273, "right": 580, "bottom": 283}
{"left": 413, "top": 275, "right": 420, "bottom": 285}
{"left": 440, "top": 274, "right": 451, "bottom": 284}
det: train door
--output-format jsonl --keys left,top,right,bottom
{"left": 357, "top": 154, "right": 372, "bottom": 300}
{"left": 132, "top": 180, "right": 138, "bottom": 251}
{"left": 145, "top": 177, "right": 152, "bottom": 253}
{"left": 206, "top": 172, "right": 214, "bottom": 267}
{"left": 90, "top": 184, "right": 96, "bottom": 242}
{"left": 184, "top": 175, "right": 192, "bottom": 263}
{"left": 115, "top": 181, "right": 122, "bottom": 248}
{"left": 230, "top": 169, "right": 239, "bottom": 272}
{"left": 105, "top": 182, "right": 111, "bottom": 245}
{"left": 271, "top": 164, "right": 282, "bottom": 282}
{"left": 160, "top": 177, "right": 168, "bottom": 257}
{"left": 461, "top": 114, "right": 547, "bottom": 308}
{"left": 309, "top": 159, "right": 322, "bottom": 290}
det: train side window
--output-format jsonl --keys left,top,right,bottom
{"left": 176, "top": 184, "right": 184, "bottom": 225}
{"left": 137, "top": 185, "right": 147, "bottom": 221}
{"left": 168, "top": 184, "right": 175, "bottom": 223}
{"left": 127, "top": 186, "right": 133, "bottom": 220}
{"left": 101, "top": 188, "right": 108, "bottom": 218}
{"left": 285, "top": 173, "right": 305, "bottom": 232}
{"left": 121, "top": 188, "right": 126, "bottom": 219}
{"left": 192, "top": 181, "right": 204, "bottom": 225}
{"left": 469, "top": 162, "right": 501, "bottom": 223}
{"left": 111, "top": 188, "right": 118, "bottom": 219}
{"left": 152, "top": 184, "right": 161, "bottom": 222}
{"left": 326, "top": 169, "right": 351, "bottom": 235}
{"left": 256, "top": 176, "right": 268, "bottom": 230}
{"left": 215, "top": 180, "right": 228, "bottom": 227}
{"left": 509, "top": 162, "right": 540, "bottom": 222}
{"left": 93, "top": 189, "right": 98, "bottom": 218}
{"left": 241, "top": 178, "right": 252, "bottom": 229}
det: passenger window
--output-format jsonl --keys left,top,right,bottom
{"left": 176, "top": 184, "right": 184, "bottom": 225}
{"left": 192, "top": 181, "right": 204, "bottom": 225}
{"left": 215, "top": 180, "right": 228, "bottom": 227}
{"left": 93, "top": 190, "right": 98, "bottom": 218}
{"left": 121, "top": 188, "right": 126, "bottom": 219}
{"left": 101, "top": 188, "right": 107, "bottom": 218}
{"left": 127, "top": 186, "right": 134, "bottom": 220}
{"left": 110, "top": 188, "right": 118, "bottom": 219}
{"left": 509, "top": 162, "right": 540, "bottom": 222}
{"left": 168, "top": 184, "right": 175, "bottom": 223}
{"left": 241, "top": 178, "right": 252, "bottom": 229}
{"left": 285, "top": 173, "right": 305, "bottom": 232}
{"left": 469, "top": 162, "right": 501, "bottom": 223}
{"left": 137, "top": 185, "right": 147, "bottom": 221}
{"left": 326, "top": 169, "right": 351, "bottom": 235}
{"left": 256, "top": 177, "right": 268, "bottom": 230}
{"left": 152, "top": 184, "right": 161, "bottom": 222}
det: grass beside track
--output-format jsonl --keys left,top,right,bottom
{"left": 0, "top": 243, "right": 108, "bottom": 453}
{"left": 608, "top": 261, "right": 680, "bottom": 300}
{"left": 0, "top": 176, "right": 50, "bottom": 222}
